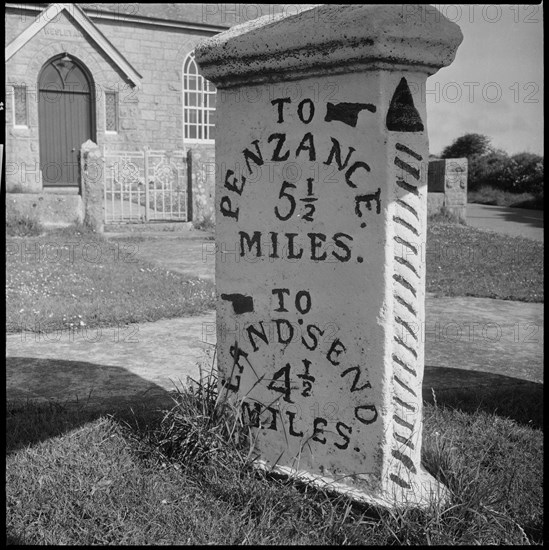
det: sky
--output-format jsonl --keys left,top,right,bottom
{"left": 426, "top": 4, "right": 544, "bottom": 156}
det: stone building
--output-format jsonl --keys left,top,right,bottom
{"left": 5, "top": 3, "right": 312, "bottom": 226}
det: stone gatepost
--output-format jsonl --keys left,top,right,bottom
{"left": 196, "top": 5, "right": 462, "bottom": 508}
{"left": 428, "top": 158, "right": 468, "bottom": 222}
{"left": 80, "top": 140, "right": 104, "bottom": 232}
{"left": 443, "top": 158, "right": 468, "bottom": 222}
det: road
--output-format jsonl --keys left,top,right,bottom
{"left": 466, "top": 204, "right": 544, "bottom": 241}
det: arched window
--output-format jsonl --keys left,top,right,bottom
{"left": 182, "top": 51, "right": 216, "bottom": 142}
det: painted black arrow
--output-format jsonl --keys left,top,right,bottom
{"left": 325, "top": 102, "right": 376, "bottom": 127}
{"left": 221, "top": 293, "right": 254, "bottom": 314}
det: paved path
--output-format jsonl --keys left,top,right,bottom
{"left": 467, "top": 204, "right": 544, "bottom": 241}
{"left": 6, "top": 294, "right": 543, "bottom": 409}
{"left": 7, "top": 314, "right": 216, "bottom": 409}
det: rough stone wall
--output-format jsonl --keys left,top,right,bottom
{"left": 94, "top": 18, "right": 210, "bottom": 152}
{"left": 4, "top": 7, "right": 40, "bottom": 43}
{"left": 6, "top": 193, "right": 83, "bottom": 226}
{"left": 187, "top": 144, "right": 216, "bottom": 224}
{"left": 6, "top": 6, "right": 314, "bottom": 224}
{"left": 5, "top": 7, "right": 216, "bottom": 209}
{"left": 5, "top": 10, "right": 127, "bottom": 191}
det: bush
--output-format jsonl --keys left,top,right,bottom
{"left": 467, "top": 150, "right": 514, "bottom": 192}
{"left": 440, "top": 134, "right": 544, "bottom": 196}
{"left": 509, "top": 152, "right": 543, "bottom": 195}
{"left": 441, "top": 133, "right": 491, "bottom": 159}
{"left": 49, "top": 219, "right": 105, "bottom": 240}
{"left": 467, "top": 152, "right": 544, "bottom": 196}
{"left": 193, "top": 215, "right": 215, "bottom": 233}
{"left": 468, "top": 186, "right": 543, "bottom": 210}
{"left": 6, "top": 209, "right": 44, "bottom": 237}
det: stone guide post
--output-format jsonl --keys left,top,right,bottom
{"left": 80, "top": 140, "right": 104, "bottom": 232}
{"left": 196, "top": 5, "right": 462, "bottom": 507}
{"left": 443, "top": 158, "right": 468, "bottom": 222}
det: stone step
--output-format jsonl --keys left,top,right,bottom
{"left": 103, "top": 221, "right": 193, "bottom": 233}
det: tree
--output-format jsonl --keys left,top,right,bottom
{"left": 468, "top": 149, "right": 514, "bottom": 192}
{"left": 509, "top": 153, "right": 544, "bottom": 195}
{"left": 439, "top": 134, "right": 544, "bottom": 195}
{"left": 441, "top": 133, "right": 492, "bottom": 160}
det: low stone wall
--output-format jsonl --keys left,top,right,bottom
{"left": 6, "top": 192, "right": 83, "bottom": 226}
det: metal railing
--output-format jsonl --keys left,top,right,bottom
{"left": 103, "top": 147, "right": 189, "bottom": 224}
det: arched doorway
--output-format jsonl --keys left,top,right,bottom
{"left": 38, "top": 54, "right": 95, "bottom": 187}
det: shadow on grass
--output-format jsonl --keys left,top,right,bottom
{"left": 6, "top": 356, "right": 177, "bottom": 454}
{"left": 423, "top": 366, "right": 543, "bottom": 430}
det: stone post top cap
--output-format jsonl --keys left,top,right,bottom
{"left": 81, "top": 139, "right": 99, "bottom": 150}
{"left": 195, "top": 4, "right": 463, "bottom": 88}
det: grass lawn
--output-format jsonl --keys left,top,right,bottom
{"left": 5, "top": 221, "right": 543, "bottom": 544}
{"left": 426, "top": 222, "right": 543, "bottom": 302}
{"left": 5, "top": 219, "right": 544, "bottom": 337}
{"left": 6, "top": 226, "right": 215, "bottom": 334}
{"left": 6, "top": 378, "right": 543, "bottom": 545}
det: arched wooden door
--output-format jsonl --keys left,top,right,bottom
{"left": 38, "top": 55, "right": 95, "bottom": 187}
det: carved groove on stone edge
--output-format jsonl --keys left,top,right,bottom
{"left": 394, "top": 335, "right": 418, "bottom": 359}
{"left": 393, "top": 274, "right": 417, "bottom": 296}
{"left": 395, "top": 316, "right": 419, "bottom": 341}
{"left": 394, "top": 375, "right": 417, "bottom": 397}
{"left": 392, "top": 449, "right": 418, "bottom": 474}
{"left": 394, "top": 256, "right": 419, "bottom": 276}
{"left": 396, "top": 198, "right": 419, "bottom": 220}
{"left": 391, "top": 142, "right": 424, "bottom": 493}
{"left": 393, "top": 216, "right": 420, "bottom": 236}
{"left": 394, "top": 235, "right": 418, "bottom": 255}
{"left": 395, "top": 157, "right": 421, "bottom": 180}
{"left": 394, "top": 395, "right": 416, "bottom": 412}
{"left": 393, "top": 414, "right": 414, "bottom": 431}
{"left": 394, "top": 294, "right": 417, "bottom": 316}
{"left": 394, "top": 432, "right": 415, "bottom": 449}
{"left": 396, "top": 142, "right": 423, "bottom": 161}
{"left": 390, "top": 473, "right": 412, "bottom": 489}
{"left": 392, "top": 353, "right": 417, "bottom": 376}
{"left": 396, "top": 177, "right": 419, "bottom": 195}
